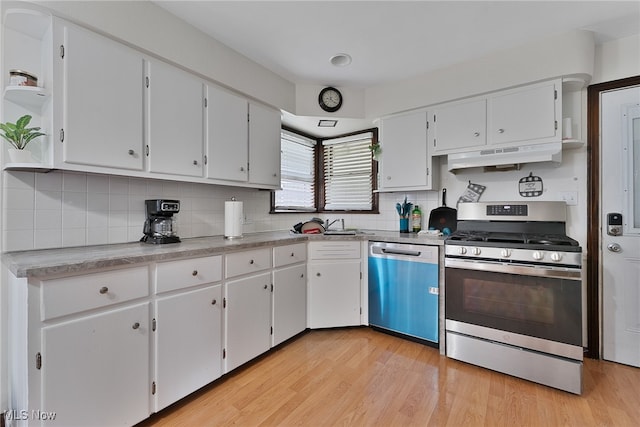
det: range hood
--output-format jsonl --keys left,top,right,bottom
{"left": 447, "top": 142, "right": 562, "bottom": 172}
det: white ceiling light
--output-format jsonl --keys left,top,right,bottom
{"left": 330, "top": 53, "right": 352, "bottom": 67}
{"left": 318, "top": 120, "right": 338, "bottom": 127}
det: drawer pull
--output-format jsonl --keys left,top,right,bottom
{"left": 316, "top": 272, "right": 321, "bottom": 277}
{"left": 211, "top": 299, "right": 217, "bottom": 305}
{"left": 99, "top": 286, "right": 109, "bottom": 294}
{"left": 249, "top": 259, "right": 254, "bottom": 265}
{"left": 132, "top": 322, "right": 140, "bottom": 330}
{"left": 263, "top": 285, "right": 268, "bottom": 289}
{"left": 291, "top": 252, "right": 295, "bottom": 257}
{"left": 192, "top": 270, "right": 198, "bottom": 276}
{"left": 300, "top": 274, "right": 304, "bottom": 278}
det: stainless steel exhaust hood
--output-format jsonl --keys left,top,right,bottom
{"left": 447, "top": 142, "right": 562, "bottom": 172}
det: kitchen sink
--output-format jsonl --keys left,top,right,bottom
{"left": 324, "top": 230, "right": 357, "bottom": 235}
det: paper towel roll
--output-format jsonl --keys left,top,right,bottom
{"left": 225, "top": 200, "right": 243, "bottom": 239}
{"left": 563, "top": 117, "right": 573, "bottom": 139}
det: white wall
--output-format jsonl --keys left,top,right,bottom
{"left": 28, "top": 0, "right": 295, "bottom": 112}
{"left": 593, "top": 34, "right": 640, "bottom": 84}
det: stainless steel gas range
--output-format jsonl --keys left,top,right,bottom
{"left": 444, "top": 201, "right": 583, "bottom": 394}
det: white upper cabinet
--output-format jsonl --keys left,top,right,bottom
{"left": 248, "top": 102, "right": 281, "bottom": 188}
{"left": 146, "top": 59, "right": 204, "bottom": 177}
{"left": 379, "top": 111, "right": 438, "bottom": 191}
{"left": 431, "top": 78, "right": 561, "bottom": 155}
{"left": 432, "top": 99, "right": 486, "bottom": 154}
{"left": 206, "top": 84, "right": 248, "bottom": 182}
{"left": 53, "top": 18, "right": 145, "bottom": 170}
{"left": 488, "top": 79, "right": 559, "bottom": 145}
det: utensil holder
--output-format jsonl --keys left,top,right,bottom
{"left": 399, "top": 218, "right": 409, "bottom": 233}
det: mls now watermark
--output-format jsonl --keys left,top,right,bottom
{"left": 4, "top": 409, "right": 57, "bottom": 421}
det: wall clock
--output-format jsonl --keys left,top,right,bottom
{"left": 318, "top": 87, "right": 342, "bottom": 113}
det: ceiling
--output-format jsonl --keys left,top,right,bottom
{"left": 153, "top": 1, "right": 640, "bottom": 137}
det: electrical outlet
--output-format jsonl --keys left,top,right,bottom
{"left": 559, "top": 191, "right": 578, "bottom": 206}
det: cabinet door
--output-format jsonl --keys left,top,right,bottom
{"left": 155, "top": 285, "right": 222, "bottom": 411}
{"left": 206, "top": 84, "right": 248, "bottom": 182}
{"left": 225, "top": 272, "right": 272, "bottom": 372}
{"left": 379, "top": 111, "right": 430, "bottom": 189}
{"left": 308, "top": 260, "right": 361, "bottom": 328}
{"left": 55, "top": 20, "right": 144, "bottom": 170}
{"left": 41, "top": 303, "right": 150, "bottom": 426}
{"left": 147, "top": 59, "right": 204, "bottom": 177}
{"left": 273, "top": 264, "right": 306, "bottom": 346}
{"left": 433, "top": 98, "right": 486, "bottom": 153}
{"left": 248, "top": 102, "right": 281, "bottom": 187}
{"left": 488, "top": 80, "right": 559, "bottom": 145}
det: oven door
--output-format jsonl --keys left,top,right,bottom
{"left": 445, "top": 258, "right": 582, "bottom": 357}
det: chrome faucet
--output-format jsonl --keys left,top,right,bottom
{"left": 325, "top": 218, "right": 345, "bottom": 230}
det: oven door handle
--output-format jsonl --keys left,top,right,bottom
{"left": 445, "top": 258, "right": 582, "bottom": 280}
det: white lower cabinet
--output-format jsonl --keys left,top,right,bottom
{"left": 273, "top": 264, "right": 307, "bottom": 346}
{"left": 225, "top": 272, "right": 272, "bottom": 372}
{"left": 154, "top": 284, "right": 222, "bottom": 411}
{"left": 307, "top": 241, "right": 362, "bottom": 328}
{"left": 41, "top": 302, "right": 151, "bottom": 427}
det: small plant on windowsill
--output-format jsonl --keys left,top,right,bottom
{"left": 0, "top": 114, "right": 45, "bottom": 163}
{"left": 369, "top": 142, "right": 381, "bottom": 160}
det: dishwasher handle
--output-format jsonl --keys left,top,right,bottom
{"left": 381, "top": 248, "right": 422, "bottom": 257}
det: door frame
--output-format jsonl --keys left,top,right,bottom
{"left": 586, "top": 75, "right": 640, "bottom": 359}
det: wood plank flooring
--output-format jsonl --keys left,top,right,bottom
{"left": 138, "top": 327, "right": 640, "bottom": 427}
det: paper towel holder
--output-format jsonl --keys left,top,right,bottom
{"left": 224, "top": 197, "right": 244, "bottom": 239}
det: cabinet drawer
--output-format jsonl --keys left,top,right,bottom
{"left": 156, "top": 255, "right": 222, "bottom": 294}
{"left": 273, "top": 243, "right": 307, "bottom": 267}
{"left": 41, "top": 266, "right": 149, "bottom": 320}
{"left": 225, "top": 248, "right": 272, "bottom": 278}
{"left": 309, "top": 241, "right": 361, "bottom": 259}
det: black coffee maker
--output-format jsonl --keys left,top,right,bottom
{"left": 141, "top": 199, "right": 181, "bottom": 244}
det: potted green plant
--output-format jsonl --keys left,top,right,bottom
{"left": 0, "top": 114, "right": 46, "bottom": 163}
{"left": 369, "top": 141, "right": 381, "bottom": 160}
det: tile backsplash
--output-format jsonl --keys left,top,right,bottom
{"left": 2, "top": 170, "right": 440, "bottom": 252}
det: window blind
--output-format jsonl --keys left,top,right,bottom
{"left": 274, "top": 130, "right": 316, "bottom": 211}
{"left": 323, "top": 132, "right": 373, "bottom": 210}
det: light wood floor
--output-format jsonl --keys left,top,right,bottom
{"left": 138, "top": 327, "right": 640, "bottom": 427}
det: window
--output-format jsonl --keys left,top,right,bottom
{"left": 274, "top": 130, "right": 316, "bottom": 211}
{"left": 322, "top": 132, "right": 375, "bottom": 211}
{"left": 272, "top": 128, "right": 378, "bottom": 213}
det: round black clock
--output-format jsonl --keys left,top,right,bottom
{"left": 318, "top": 87, "right": 342, "bottom": 113}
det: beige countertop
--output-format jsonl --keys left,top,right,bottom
{"left": 2, "top": 230, "right": 444, "bottom": 278}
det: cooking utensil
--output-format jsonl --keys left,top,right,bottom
{"left": 428, "top": 188, "right": 457, "bottom": 233}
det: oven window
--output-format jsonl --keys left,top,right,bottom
{"left": 446, "top": 267, "right": 581, "bottom": 346}
{"left": 463, "top": 279, "right": 554, "bottom": 324}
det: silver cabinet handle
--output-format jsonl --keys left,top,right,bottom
{"left": 249, "top": 259, "right": 254, "bottom": 264}
{"left": 211, "top": 299, "right": 217, "bottom": 305}
{"left": 132, "top": 322, "right": 140, "bottom": 330}
{"left": 498, "top": 128, "right": 505, "bottom": 134}
{"left": 273, "top": 173, "right": 277, "bottom": 177}
{"left": 316, "top": 272, "right": 321, "bottom": 277}
{"left": 128, "top": 149, "right": 135, "bottom": 155}
{"left": 300, "top": 274, "right": 304, "bottom": 278}
{"left": 99, "top": 286, "right": 109, "bottom": 294}
{"left": 192, "top": 270, "right": 198, "bottom": 276}
{"left": 473, "top": 132, "right": 480, "bottom": 137}
{"left": 291, "top": 252, "right": 295, "bottom": 257}
{"left": 607, "top": 243, "right": 622, "bottom": 253}
{"left": 263, "top": 284, "right": 268, "bottom": 290}
{"left": 240, "top": 166, "right": 245, "bottom": 172}
{"left": 193, "top": 160, "right": 198, "bottom": 165}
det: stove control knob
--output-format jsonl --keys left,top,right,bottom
{"left": 550, "top": 252, "right": 563, "bottom": 262}
{"left": 532, "top": 251, "right": 544, "bottom": 260}
{"left": 471, "top": 247, "right": 481, "bottom": 256}
{"left": 458, "top": 247, "right": 467, "bottom": 255}
{"left": 500, "top": 249, "right": 512, "bottom": 258}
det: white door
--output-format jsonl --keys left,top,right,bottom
{"left": 155, "top": 284, "right": 222, "bottom": 411}
{"left": 147, "top": 59, "right": 204, "bottom": 177}
{"left": 248, "top": 102, "right": 281, "bottom": 187}
{"left": 56, "top": 20, "right": 144, "bottom": 170}
{"left": 206, "top": 84, "right": 248, "bottom": 182}
{"left": 272, "top": 264, "right": 307, "bottom": 346}
{"left": 42, "top": 303, "right": 150, "bottom": 426}
{"left": 601, "top": 85, "right": 640, "bottom": 367}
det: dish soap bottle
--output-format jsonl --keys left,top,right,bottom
{"left": 411, "top": 205, "right": 422, "bottom": 232}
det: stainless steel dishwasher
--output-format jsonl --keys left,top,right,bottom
{"left": 368, "top": 241, "right": 439, "bottom": 344}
